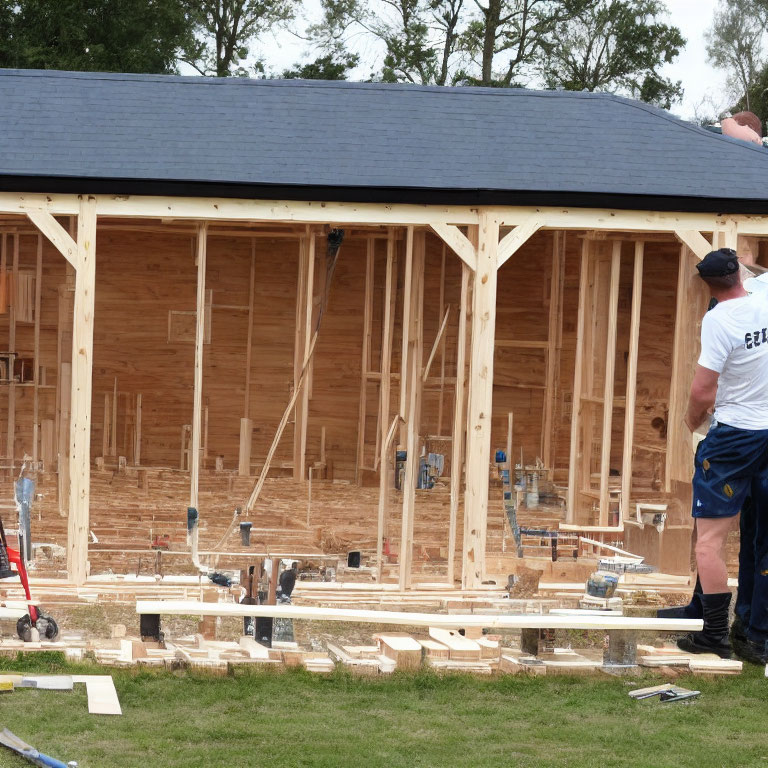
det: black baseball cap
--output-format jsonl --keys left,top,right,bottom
{"left": 696, "top": 248, "right": 739, "bottom": 278}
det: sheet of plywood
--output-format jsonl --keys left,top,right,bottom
{"left": 71, "top": 675, "right": 122, "bottom": 716}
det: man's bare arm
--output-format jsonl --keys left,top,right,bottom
{"left": 685, "top": 365, "right": 719, "bottom": 432}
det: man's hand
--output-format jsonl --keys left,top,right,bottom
{"left": 685, "top": 365, "right": 719, "bottom": 432}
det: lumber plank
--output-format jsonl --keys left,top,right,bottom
{"left": 135, "top": 601, "right": 703, "bottom": 631}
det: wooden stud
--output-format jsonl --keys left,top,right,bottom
{"left": 462, "top": 213, "right": 499, "bottom": 588}
{"left": 567, "top": 239, "right": 590, "bottom": 524}
{"left": 243, "top": 239, "right": 256, "bottom": 420}
{"left": 448, "top": 256, "right": 471, "bottom": 586}
{"left": 375, "top": 230, "right": 397, "bottom": 577}
{"left": 134, "top": 394, "right": 142, "bottom": 466}
{"left": 32, "top": 235, "right": 42, "bottom": 465}
{"left": 436, "top": 244, "right": 447, "bottom": 437}
{"left": 598, "top": 241, "right": 621, "bottom": 526}
{"left": 422, "top": 305, "right": 450, "bottom": 382}
{"left": 541, "top": 232, "right": 563, "bottom": 466}
{"left": 398, "top": 227, "right": 414, "bottom": 446}
{"left": 398, "top": 231, "right": 425, "bottom": 590}
{"left": 67, "top": 196, "right": 97, "bottom": 584}
{"left": 292, "top": 235, "right": 308, "bottom": 480}
{"left": 189, "top": 224, "right": 207, "bottom": 512}
{"left": 299, "top": 231, "right": 315, "bottom": 481}
{"left": 110, "top": 378, "right": 117, "bottom": 457}
{"left": 621, "top": 242, "right": 644, "bottom": 519}
{"left": 238, "top": 418, "right": 253, "bottom": 477}
{"left": 355, "top": 238, "right": 374, "bottom": 483}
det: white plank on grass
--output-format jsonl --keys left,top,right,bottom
{"left": 71, "top": 675, "right": 122, "bottom": 715}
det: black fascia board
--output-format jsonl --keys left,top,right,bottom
{"left": 3, "top": 174, "right": 768, "bottom": 216}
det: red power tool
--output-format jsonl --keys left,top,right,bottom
{"left": 0, "top": 515, "right": 58, "bottom": 641}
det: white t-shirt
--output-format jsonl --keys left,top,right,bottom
{"left": 698, "top": 293, "right": 768, "bottom": 429}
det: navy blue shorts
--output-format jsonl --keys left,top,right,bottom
{"left": 692, "top": 423, "right": 768, "bottom": 519}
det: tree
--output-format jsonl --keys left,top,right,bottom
{"left": 706, "top": 0, "right": 766, "bottom": 112}
{"left": 539, "top": 0, "right": 684, "bottom": 109}
{"left": 282, "top": 51, "right": 359, "bottom": 79}
{"left": 181, "top": 0, "right": 301, "bottom": 77}
{"left": 308, "top": 0, "right": 468, "bottom": 85}
{"left": 0, "top": 0, "right": 191, "bottom": 73}
{"left": 459, "top": 0, "right": 593, "bottom": 87}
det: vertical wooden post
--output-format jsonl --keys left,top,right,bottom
{"left": 189, "top": 223, "right": 207, "bottom": 513}
{"left": 398, "top": 230, "right": 425, "bottom": 590}
{"left": 621, "top": 242, "right": 644, "bottom": 520}
{"left": 598, "top": 241, "right": 621, "bottom": 526}
{"left": 7, "top": 235, "right": 17, "bottom": 471}
{"left": 398, "top": 227, "right": 415, "bottom": 447}
{"left": 462, "top": 213, "right": 499, "bottom": 589}
{"left": 542, "top": 232, "right": 563, "bottom": 467}
{"left": 66, "top": 196, "right": 96, "bottom": 584}
{"left": 356, "top": 238, "right": 374, "bottom": 483}
{"left": 298, "top": 232, "right": 315, "bottom": 481}
{"left": 436, "top": 244, "right": 447, "bottom": 436}
{"left": 448, "top": 257, "right": 471, "bottom": 586}
{"left": 134, "top": 393, "right": 142, "bottom": 466}
{"left": 375, "top": 229, "right": 396, "bottom": 578}
{"left": 567, "top": 239, "right": 590, "bottom": 524}
{"left": 239, "top": 418, "right": 253, "bottom": 476}
{"left": 242, "top": 238, "right": 256, "bottom": 430}
{"left": 292, "top": 234, "right": 308, "bottom": 480}
{"left": 32, "top": 235, "right": 42, "bottom": 465}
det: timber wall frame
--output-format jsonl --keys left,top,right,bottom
{"left": 6, "top": 192, "right": 768, "bottom": 586}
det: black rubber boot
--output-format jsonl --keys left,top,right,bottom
{"left": 677, "top": 592, "right": 732, "bottom": 659}
{"left": 657, "top": 575, "right": 702, "bottom": 619}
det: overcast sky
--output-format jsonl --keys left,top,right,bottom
{"left": 244, "top": 0, "right": 728, "bottom": 122}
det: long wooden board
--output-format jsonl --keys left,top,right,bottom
{"left": 135, "top": 601, "right": 702, "bottom": 632}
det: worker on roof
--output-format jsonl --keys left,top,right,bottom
{"left": 676, "top": 248, "right": 768, "bottom": 664}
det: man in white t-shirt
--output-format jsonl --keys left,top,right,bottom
{"left": 677, "top": 248, "right": 768, "bottom": 661}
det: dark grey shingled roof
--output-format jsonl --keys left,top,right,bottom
{"left": 2, "top": 68, "right": 768, "bottom": 211}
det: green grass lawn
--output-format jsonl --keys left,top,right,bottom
{"left": 0, "top": 653, "right": 765, "bottom": 768}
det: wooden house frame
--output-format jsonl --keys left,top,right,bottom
{"left": 4, "top": 71, "right": 768, "bottom": 587}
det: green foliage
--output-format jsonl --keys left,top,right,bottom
{"left": 0, "top": 0, "right": 190, "bottom": 73}
{"left": 706, "top": 0, "right": 767, "bottom": 112}
{"left": 282, "top": 51, "right": 359, "bottom": 79}
{"left": 540, "top": 0, "right": 684, "bottom": 109}
{"left": 181, "top": 0, "right": 301, "bottom": 76}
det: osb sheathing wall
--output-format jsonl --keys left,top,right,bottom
{"left": 0, "top": 224, "right": 696, "bottom": 573}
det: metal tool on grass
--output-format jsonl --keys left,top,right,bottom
{"left": 0, "top": 728, "right": 76, "bottom": 767}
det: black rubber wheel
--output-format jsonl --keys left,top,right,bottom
{"left": 35, "top": 611, "right": 59, "bottom": 642}
{"left": 16, "top": 614, "right": 33, "bottom": 642}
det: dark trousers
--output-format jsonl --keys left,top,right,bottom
{"left": 736, "top": 471, "right": 768, "bottom": 643}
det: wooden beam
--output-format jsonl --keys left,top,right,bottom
{"left": 598, "top": 242, "right": 621, "bottom": 526}
{"left": 674, "top": 230, "right": 711, "bottom": 260}
{"left": 243, "top": 239, "right": 256, "bottom": 420}
{"left": 135, "top": 600, "right": 703, "bottom": 632}
{"left": 24, "top": 210, "right": 78, "bottom": 267}
{"left": 399, "top": 231, "right": 425, "bottom": 590}
{"left": 463, "top": 213, "right": 499, "bottom": 588}
{"left": 189, "top": 224, "right": 207, "bottom": 513}
{"left": 355, "top": 238, "right": 374, "bottom": 484}
{"left": 422, "top": 305, "right": 450, "bottom": 382}
{"left": 497, "top": 217, "right": 543, "bottom": 269}
{"left": 429, "top": 224, "right": 477, "bottom": 270}
{"left": 398, "top": 227, "right": 414, "bottom": 445}
{"left": 448, "top": 258, "right": 471, "bottom": 586}
{"left": 293, "top": 235, "right": 309, "bottom": 481}
{"left": 134, "top": 394, "right": 142, "bottom": 466}
{"left": 541, "top": 231, "right": 563, "bottom": 466}
{"left": 32, "top": 235, "right": 42, "bottom": 465}
{"left": 567, "top": 239, "right": 590, "bottom": 524}
{"left": 298, "top": 231, "right": 316, "bottom": 482}
{"left": 67, "top": 196, "right": 97, "bottom": 584}
{"left": 238, "top": 418, "right": 252, "bottom": 477}
{"left": 7, "top": 235, "right": 17, "bottom": 473}
{"left": 375, "top": 231, "right": 397, "bottom": 578}
{"left": 621, "top": 242, "right": 644, "bottom": 520}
